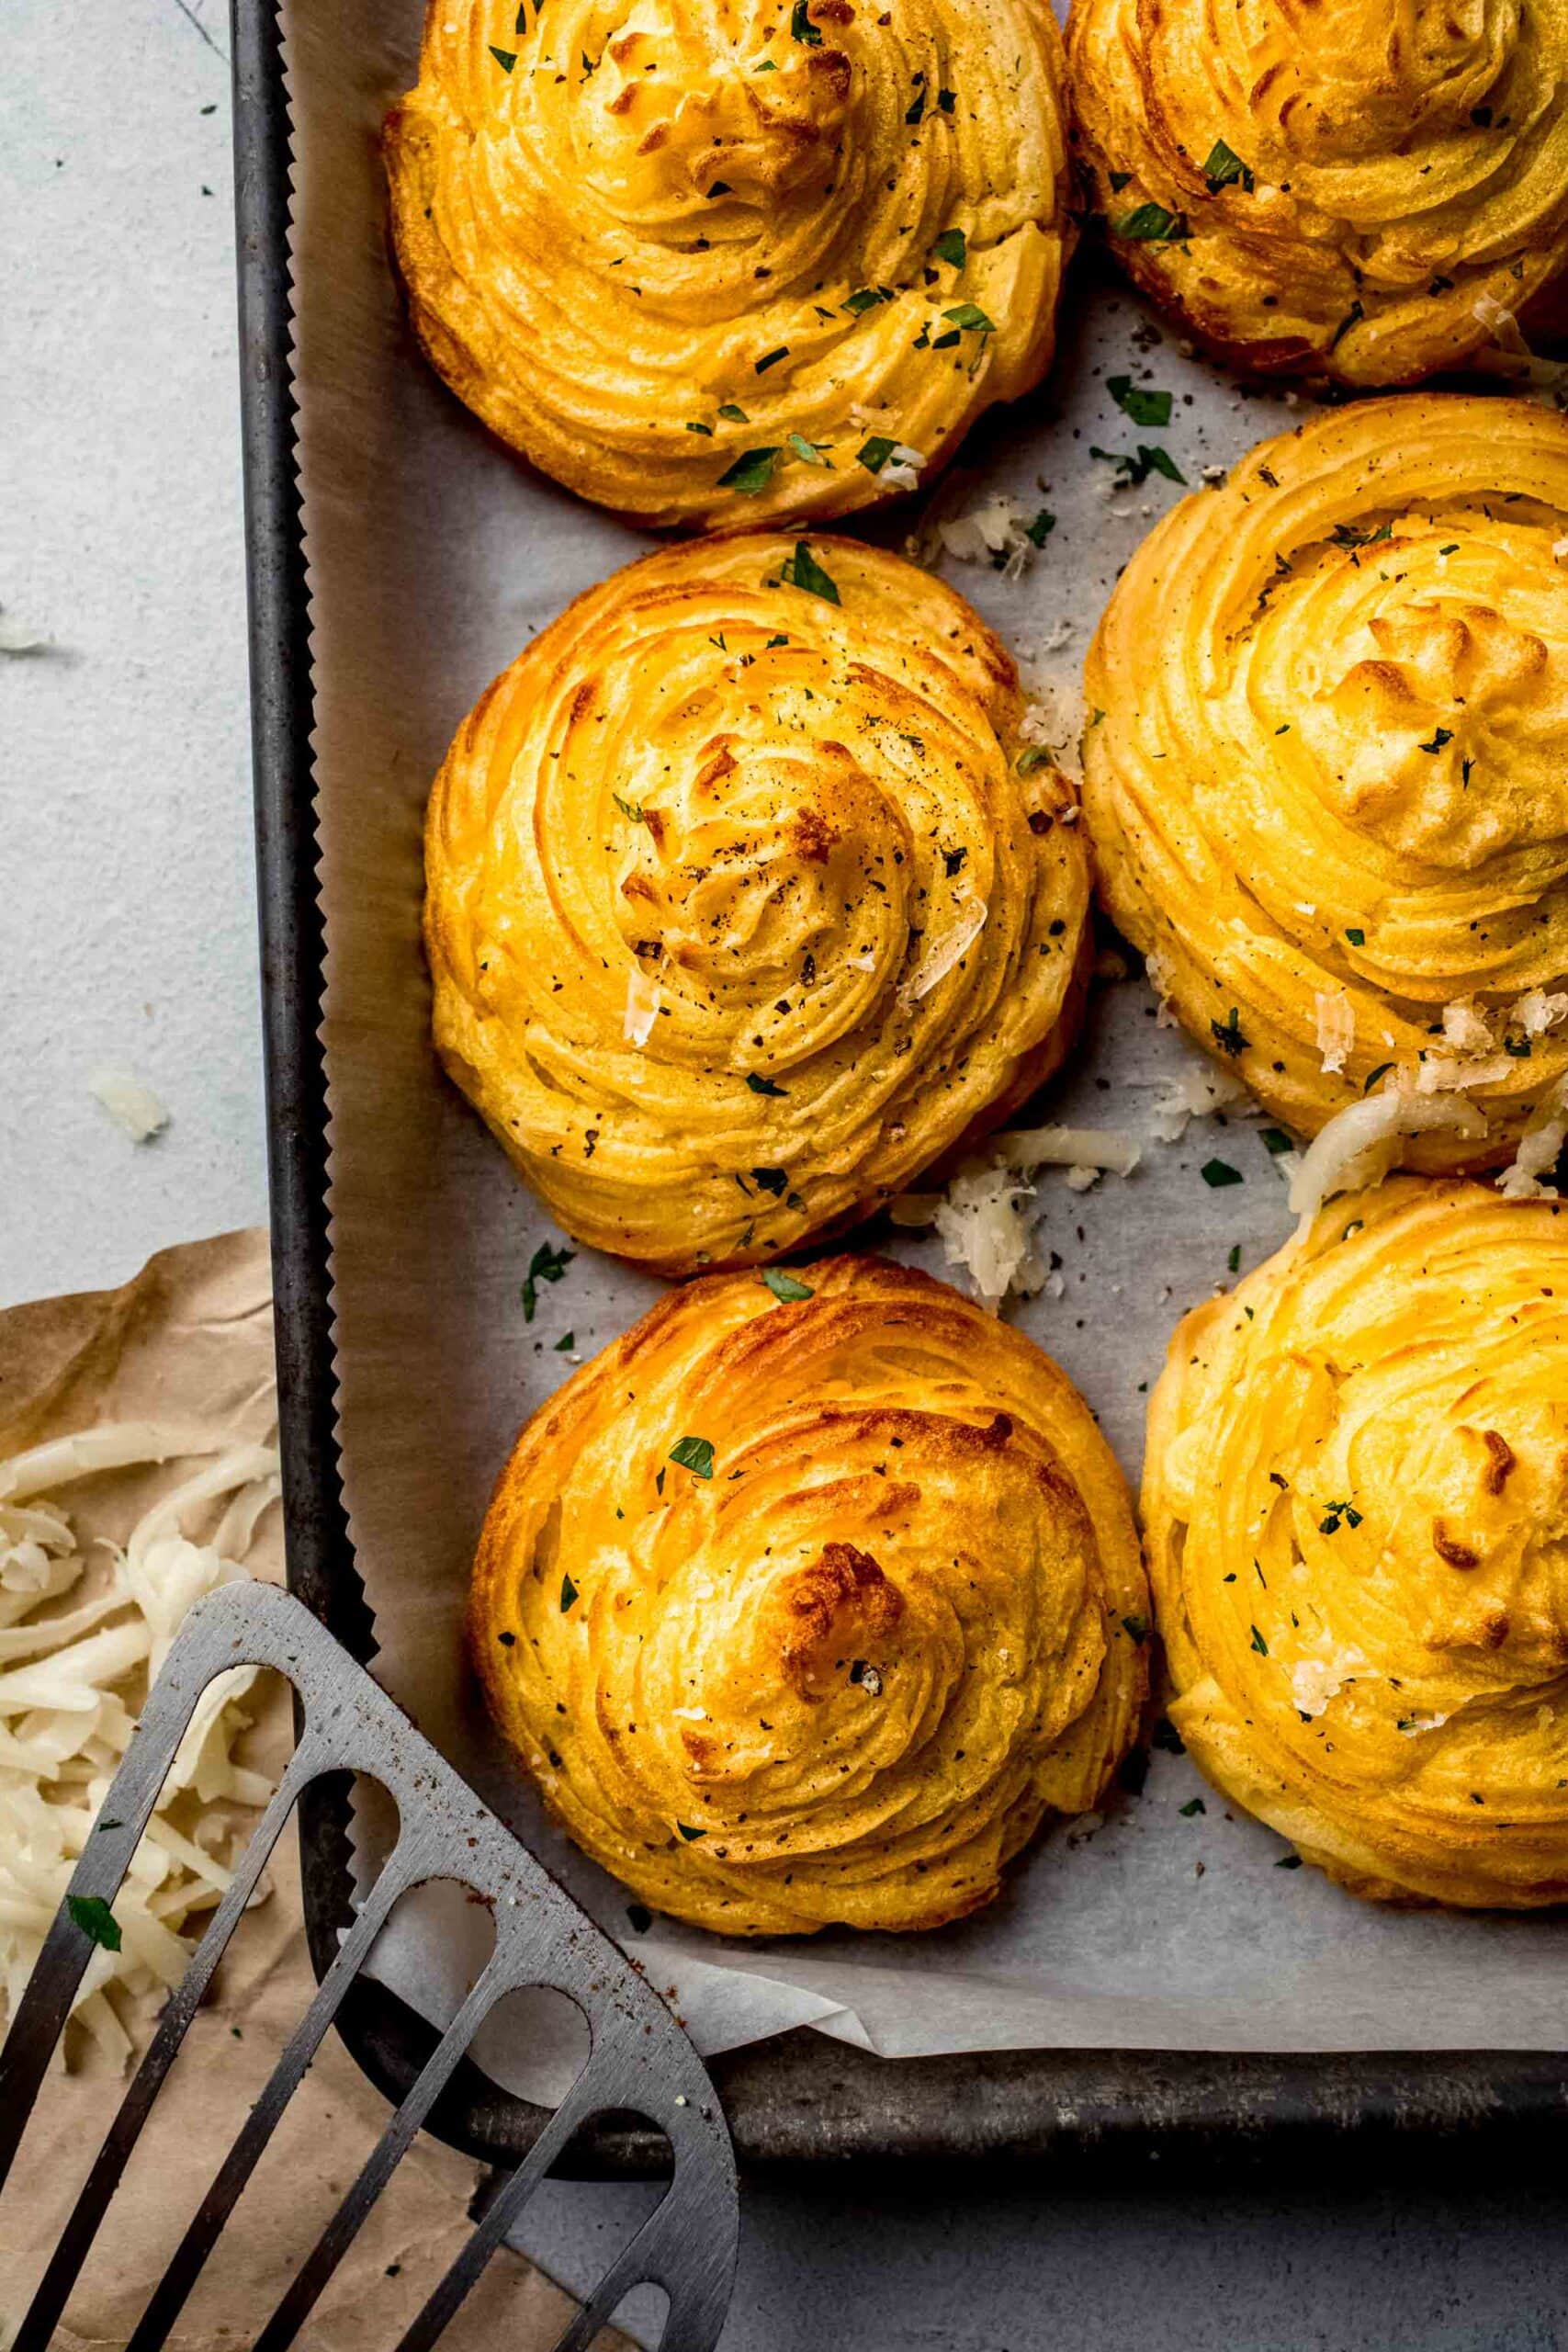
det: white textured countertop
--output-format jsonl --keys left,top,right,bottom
{"left": 3, "top": 6, "right": 1563, "bottom": 2345}
{"left": 2, "top": 0, "right": 266, "bottom": 1306}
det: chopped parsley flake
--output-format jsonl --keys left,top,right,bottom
{"left": 560, "top": 1572, "right": 579, "bottom": 1611}
{"left": 1091, "top": 443, "right": 1186, "bottom": 487}
{"left": 754, "top": 345, "right": 790, "bottom": 374}
{"left": 717, "top": 402, "right": 750, "bottom": 422}
{"left": 522, "top": 1240, "right": 575, "bottom": 1322}
{"left": 1345, "top": 927, "right": 1365, "bottom": 946}
{"left": 1117, "top": 201, "right": 1187, "bottom": 242}
{"left": 779, "top": 543, "right": 840, "bottom": 604}
{"left": 670, "top": 1435, "right": 716, "bottom": 1479}
{"left": 857, "top": 435, "right": 899, "bottom": 473}
{"left": 613, "top": 791, "right": 647, "bottom": 823}
{"left": 942, "top": 301, "right": 996, "bottom": 334}
{"left": 790, "top": 0, "right": 820, "bottom": 40}
{"left": 843, "top": 286, "right": 895, "bottom": 314}
{"left": 717, "top": 447, "right": 780, "bottom": 493}
{"left": 750, "top": 1166, "right": 789, "bottom": 1194}
{"left": 1201, "top": 138, "right": 1254, "bottom": 192}
{"left": 1419, "top": 727, "right": 1454, "bottom": 753}
{"left": 489, "top": 45, "right": 517, "bottom": 72}
{"left": 1212, "top": 1007, "right": 1249, "bottom": 1057}
{"left": 761, "top": 1268, "right": 814, "bottom": 1302}
{"left": 932, "top": 228, "right": 967, "bottom": 268}
{"left": 676, "top": 1821, "right": 707, "bottom": 1839}
{"left": 787, "top": 431, "right": 832, "bottom": 468}
{"left": 1201, "top": 1159, "right": 1244, "bottom": 1189}
{"left": 1107, "top": 374, "right": 1172, "bottom": 427}
{"left": 67, "top": 1894, "right": 121, "bottom": 1951}
{"left": 1249, "top": 1624, "right": 1269, "bottom": 1655}
{"left": 746, "top": 1072, "right": 787, "bottom": 1096}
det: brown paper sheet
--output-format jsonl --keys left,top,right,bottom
{"left": 0, "top": 1234, "right": 624, "bottom": 2352}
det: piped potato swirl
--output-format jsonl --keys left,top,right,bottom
{"left": 1082, "top": 396, "right": 1568, "bottom": 1166}
{"left": 470, "top": 1254, "right": 1149, "bottom": 1934}
{"left": 1145, "top": 1180, "right": 1568, "bottom": 1907}
{"left": 385, "top": 0, "right": 1074, "bottom": 528}
{"left": 1067, "top": 0, "right": 1568, "bottom": 387}
{"left": 425, "top": 533, "right": 1090, "bottom": 1272}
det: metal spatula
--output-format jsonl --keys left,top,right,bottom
{"left": 0, "top": 1578, "right": 738, "bottom": 2352}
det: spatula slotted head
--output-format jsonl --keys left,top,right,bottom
{"left": 0, "top": 1580, "right": 738, "bottom": 2352}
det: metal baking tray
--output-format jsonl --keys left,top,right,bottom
{"left": 232, "top": 0, "right": 1568, "bottom": 2177}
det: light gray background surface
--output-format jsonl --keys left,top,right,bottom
{"left": 3, "top": 5, "right": 1566, "bottom": 2345}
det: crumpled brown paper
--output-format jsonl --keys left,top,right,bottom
{"left": 0, "top": 1233, "right": 623, "bottom": 2352}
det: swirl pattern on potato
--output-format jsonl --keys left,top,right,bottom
{"left": 425, "top": 533, "right": 1090, "bottom": 1272}
{"left": 470, "top": 1255, "right": 1149, "bottom": 1934}
{"left": 1067, "top": 0, "right": 1568, "bottom": 386}
{"left": 1144, "top": 1180, "right": 1568, "bottom": 1907}
{"left": 385, "top": 0, "right": 1073, "bottom": 527}
{"left": 1081, "top": 397, "right": 1568, "bottom": 1166}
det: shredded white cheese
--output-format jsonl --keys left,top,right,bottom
{"left": 1287, "top": 1091, "right": 1488, "bottom": 1221}
{"left": 87, "top": 1070, "right": 169, "bottom": 1144}
{"left": 904, "top": 897, "right": 987, "bottom": 1002}
{"left": 0, "top": 1426, "right": 280, "bottom": 2067}
{"left": 994, "top": 1125, "right": 1142, "bottom": 1179}
{"left": 1314, "top": 990, "right": 1355, "bottom": 1076}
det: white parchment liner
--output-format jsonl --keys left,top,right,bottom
{"left": 285, "top": 0, "right": 1565, "bottom": 2070}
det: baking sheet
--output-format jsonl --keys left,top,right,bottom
{"left": 284, "top": 0, "right": 1566, "bottom": 2064}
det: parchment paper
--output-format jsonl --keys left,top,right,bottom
{"left": 286, "top": 0, "right": 1566, "bottom": 2061}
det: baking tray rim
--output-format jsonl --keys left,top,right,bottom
{"left": 231, "top": 0, "right": 1568, "bottom": 2177}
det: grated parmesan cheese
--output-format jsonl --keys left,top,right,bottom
{"left": 936, "top": 496, "right": 1041, "bottom": 581}
{"left": 931, "top": 1166, "right": 1045, "bottom": 1313}
{"left": 1498, "top": 1078, "right": 1568, "bottom": 1200}
{"left": 0, "top": 1425, "right": 280, "bottom": 2067}
{"left": 1441, "top": 999, "right": 1495, "bottom": 1056}
{"left": 1145, "top": 1060, "right": 1249, "bottom": 1143}
{"left": 1314, "top": 990, "right": 1355, "bottom": 1075}
{"left": 624, "top": 967, "right": 660, "bottom": 1048}
{"left": 909, "top": 1125, "right": 1140, "bottom": 1310}
{"left": 1513, "top": 989, "right": 1568, "bottom": 1037}
{"left": 903, "top": 896, "right": 987, "bottom": 1002}
{"left": 1290, "top": 1651, "right": 1368, "bottom": 1720}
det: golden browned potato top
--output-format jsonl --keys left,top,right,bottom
{"left": 469, "top": 1253, "right": 1148, "bottom": 1934}
{"left": 425, "top": 532, "right": 1090, "bottom": 1273}
{"left": 1069, "top": 0, "right": 1568, "bottom": 386}
{"left": 1144, "top": 1178, "right": 1568, "bottom": 1907}
{"left": 386, "top": 0, "right": 1074, "bottom": 526}
{"left": 1082, "top": 395, "right": 1568, "bottom": 1168}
